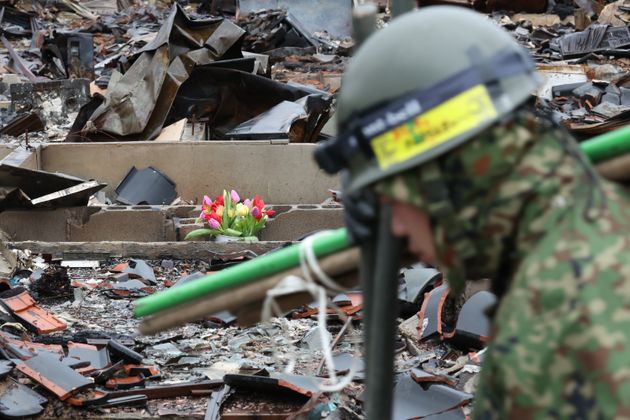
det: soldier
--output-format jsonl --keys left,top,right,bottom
{"left": 315, "top": 6, "right": 630, "bottom": 418}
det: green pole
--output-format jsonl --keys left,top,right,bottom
{"left": 580, "top": 124, "right": 630, "bottom": 163}
{"left": 134, "top": 228, "right": 351, "bottom": 318}
{"left": 134, "top": 126, "right": 629, "bottom": 320}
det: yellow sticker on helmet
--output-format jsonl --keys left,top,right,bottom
{"left": 370, "top": 84, "right": 498, "bottom": 170}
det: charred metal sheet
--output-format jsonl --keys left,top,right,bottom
{"left": 0, "top": 164, "right": 99, "bottom": 210}
{"left": 107, "top": 339, "right": 144, "bottom": 364}
{"left": 115, "top": 166, "right": 177, "bottom": 206}
{"left": 16, "top": 352, "right": 95, "bottom": 400}
{"left": 451, "top": 291, "right": 497, "bottom": 350}
{"left": 167, "top": 66, "right": 319, "bottom": 135}
{"left": 238, "top": 0, "right": 352, "bottom": 39}
{"left": 65, "top": 94, "right": 104, "bottom": 142}
{"left": 553, "top": 24, "right": 630, "bottom": 58}
{"left": 205, "top": 384, "right": 233, "bottom": 420}
{"left": 30, "top": 180, "right": 107, "bottom": 208}
{"left": 225, "top": 100, "right": 307, "bottom": 140}
{"left": 0, "top": 380, "right": 48, "bottom": 418}
{"left": 78, "top": 5, "right": 245, "bottom": 140}
{"left": 67, "top": 342, "right": 110, "bottom": 370}
{"left": 417, "top": 284, "right": 449, "bottom": 341}
{"left": 0, "top": 287, "right": 67, "bottom": 334}
{"left": 0, "top": 164, "right": 83, "bottom": 196}
{"left": 206, "top": 56, "right": 257, "bottom": 73}
{"left": 392, "top": 373, "right": 472, "bottom": 420}
{"left": 0, "top": 112, "right": 45, "bottom": 137}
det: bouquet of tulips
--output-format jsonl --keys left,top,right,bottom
{"left": 185, "top": 190, "right": 276, "bottom": 240}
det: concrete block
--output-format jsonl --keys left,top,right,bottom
{"left": 0, "top": 208, "right": 93, "bottom": 241}
{"left": 258, "top": 207, "right": 344, "bottom": 241}
{"left": 174, "top": 218, "right": 206, "bottom": 241}
{"left": 68, "top": 209, "right": 167, "bottom": 242}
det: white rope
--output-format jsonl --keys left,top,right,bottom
{"left": 261, "top": 231, "right": 360, "bottom": 393}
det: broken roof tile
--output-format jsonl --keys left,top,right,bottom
{"left": 451, "top": 291, "right": 497, "bottom": 350}
{"left": 392, "top": 373, "right": 472, "bottom": 420}
{"left": 67, "top": 342, "right": 111, "bottom": 370}
{"left": 417, "top": 284, "right": 450, "bottom": 341}
{"left": 224, "top": 372, "right": 322, "bottom": 398}
{"left": 0, "top": 380, "right": 48, "bottom": 418}
{"left": 16, "top": 352, "right": 95, "bottom": 401}
{"left": 0, "top": 287, "right": 67, "bottom": 334}
{"left": 400, "top": 262, "right": 442, "bottom": 305}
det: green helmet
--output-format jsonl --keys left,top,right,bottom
{"left": 315, "top": 6, "right": 539, "bottom": 192}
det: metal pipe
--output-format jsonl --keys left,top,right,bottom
{"left": 360, "top": 228, "right": 377, "bottom": 419}
{"left": 580, "top": 124, "right": 630, "bottom": 163}
{"left": 364, "top": 204, "right": 403, "bottom": 420}
{"left": 134, "top": 228, "right": 350, "bottom": 318}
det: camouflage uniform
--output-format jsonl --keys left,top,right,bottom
{"left": 376, "top": 107, "right": 630, "bottom": 418}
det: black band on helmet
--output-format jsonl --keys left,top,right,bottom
{"left": 315, "top": 49, "right": 536, "bottom": 175}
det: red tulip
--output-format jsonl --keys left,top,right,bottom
{"left": 251, "top": 206, "right": 261, "bottom": 220}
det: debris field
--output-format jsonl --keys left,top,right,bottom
{"left": 0, "top": 0, "right": 629, "bottom": 418}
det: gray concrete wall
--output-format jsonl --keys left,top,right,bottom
{"left": 0, "top": 146, "right": 38, "bottom": 169}
{"left": 0, "top": 205, "right": 344, "bottom": 242}
{"left": 39, "top": 142, "right": 339, "bottom": 204}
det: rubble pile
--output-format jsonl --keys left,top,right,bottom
{"left": 2, "top": 0, "right": 630, "bottom": 419}
{"left": 0, "top": 0, "right": 344, "bottom": 144}
{"left": 490, "top": 0, "right": 630, "bottom": 138}
{"left": 0, "top": 252, "right": 492, "bottom": 418}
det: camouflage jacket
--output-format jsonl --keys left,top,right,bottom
{"left": 376, "top": 108, "right": 630, "bottom": 418}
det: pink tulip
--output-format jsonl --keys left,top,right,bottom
{"left": 244, "top": 198, "right": 252, "bottom": 208}
{"left": 230, "top": 190, "right": 240, "bottom": 203}
{"left": 203, "top": 195, "right": 213, "bottom": 206}
{"left": 208, "top": 218, "right": 221, "bottom": 229}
